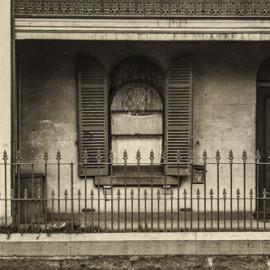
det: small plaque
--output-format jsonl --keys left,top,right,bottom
{"left": 192, "top": 165, "right": 205, "bottom": 184}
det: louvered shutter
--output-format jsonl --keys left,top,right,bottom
{"left": 165, "top": 56, "right": 193, "bottom": 175}
{"left": 78, "top": 56, "right": 108, "bottom": 176}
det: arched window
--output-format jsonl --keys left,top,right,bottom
{"left": 77, "top": 54, "right": 193, "bottom": 179}
{"left": 111, "top": 82, "right": 163, "bottom": 165}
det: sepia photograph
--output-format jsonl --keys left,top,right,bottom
{"left": 1, "top": 0, "right": 270, "bottom": 269}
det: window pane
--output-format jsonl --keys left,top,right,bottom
{"left": 112, "top": 138, "right": 162, "bottom": 165}
{"left": 111, "top": 113, "right": 162, "bottom": 135}
{"left": 111, "top": 83, "right": 163, "bottom": 112}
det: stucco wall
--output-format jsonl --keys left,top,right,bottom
{"left": 18, "top": 40, "right": 270, "bottom": 212}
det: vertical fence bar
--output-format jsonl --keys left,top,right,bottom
{"left": 64, "top": 189, "right": 68, "bottom": 223}
{"left": 43, "top": 152, "right": 48, "bottom": 231}
{"left": 90, "top": 190, "right": 94, "bottom": 228}
{"left": 176, "top": 151, "right": 181, "bottom": 231}
{"left": 78, "top": 190, "right": 81, "bottom": 225}
{"left": 56, "top": 151, "right": 61, "bottom": 227}
{"left": 51, "top": 190, "right": 55, "bottom": 225}
{"left": 163, "top": 150, "right": 167, "bottom": 232}
{"left": 97, "top": 150, "right": 101, "bottom": 231}
{"left": 104, "top": 190, "right": 107, "bottom": 232}
{"left": 216, "top": 150, "right": 220, "bottom": 230}
{"left": 110, "top": 150, "right": 114, "bottom": 232}
{"left": 117, "top": 189, "right": 120, "bottom": 232}
{"left": 83, "top": 150, "right": 88, "bottom": 228}
{"left": 157, "top": 189, "right": 160, "bottom": 231}
{"left": 197, "top": 189, "right": 200, "bottom": 231}
{"left": 3, "top": 151, "right": 8, "bottom": 227}
{"left": 250, "top": 189, "right": 253, "bottom": 230}
{"left": 30, "top": 150, "right": 35, "bottom": 224}
{"left": 210, "top": 189, "right": 213, "bottom": 230}
{"left": 11, "top": 189, "right": 14, "bottom": 231}
{"left": 144, "top": 189, "right": 147, "bottom": 231}
{"left": 190, "top": 152, "right": 193, "bottom": 231}
{"left": 242, "top": 150, "right": 247, "bottom": 231}
{"left": 16, "top": 150, "right": 21, "bottom": 227}
{"left": 263, "top": 188, "right": 266, "bottom": 231}
{"left": 123, "top": 150, "right": 127, "bottom": 232}
{"left": 136, "top": 150, "right": 141, "bottom": 230}
{"left": 24, "top": 188, "right": 28, "bottom": 228}
{"left": 229, "top": 150, "right": 233, "bottom": 231}
{"left": 70, "top": 162, "right": 74, "bottom": 230}
{"left": 184, "top": 189, "right": 187, "bottom": 231}
{"left": 237, "top": 189, "right": 240, "bottom": 230}
{"left": 37, "top": 187, "right": 41, "bottom": 229}
{"left": 170, "top": 189, "right": 173, "bottom": 231}
{"left": 150, "top": 150, "right": 154, "bottom": 232}
{"left": 256, "top": 150, "right": 261, "bottom": 231}
{"left": 203, "top": 150, "right": 208, "bottom": 231}
{"left": 223, "top": 189, "right": 227, "bottom": 230}
{"left": 131, "top": 189, "right": 134, "bottom": 231}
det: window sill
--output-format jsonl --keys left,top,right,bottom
{"left": 94, "top": 175, "right": 184, "bottom": 186}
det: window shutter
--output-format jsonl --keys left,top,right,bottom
{"left": 166, "top": 55, "right": 193, "bottom": 175}
{"left": 78, "top": 55, "right": 108, "bottom": 176}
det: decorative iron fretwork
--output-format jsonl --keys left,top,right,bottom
{"left": 14, "top": 0, "right": 270, "bottom": 18}
{"left": 111, "top": 57, "right": 165, "bottom": 95}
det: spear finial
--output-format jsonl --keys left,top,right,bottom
{"left": 56, "top": 150, "right": 61, "bottom": 163}
{"left": 150, "top": 150, "right": 155, "bottom": 165}
{"left": 228, "top": 150, "right": 234, "bottom": 163}
{"left": 203, "top": 150, "right": 208, "bottom": 165}
{"left": 136, "top": 150, "right": 141, "bottom": 165}
{"left": 109, "top": 149, "right": 114, "bottom": 164}
{"left": 96, "top": 149, "right": 102, "bottom": 164}
{"left": 256, "top": 149, "right": 261, "bottom": 163}
{"left": 30, "top": 149, "right": 35, "bottom": 162}
{"left": 43, "top": 151, "right": 49, "bottom": 163}
{"left": 3, "top": 150, "right": 8, "bottom": 163}
{"left": 82, "top": 149, "right": 88, "bottom": 164}
{"left": 242, "top": 150, "right": 247, "bottom": 163}
{"left": 216, "top": 150, "right": 221, "bottom": 164}
{"left": 16, "top": 150, "right": 22, "bottom": 163}
{"left": 123, "top": 150, "right": 128, "bottom": 165}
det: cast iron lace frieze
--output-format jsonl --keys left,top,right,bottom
{"left": 14, "top": 0, "right": 270, "bottom": 18}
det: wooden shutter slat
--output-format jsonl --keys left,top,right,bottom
{"left": 78, "top": 56, "right": 108, "bottom": 176}
{"left": 166, "top": 56, "right": 193, "bottom": 175}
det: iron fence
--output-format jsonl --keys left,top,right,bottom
{"left": 0, "top": 149, "right": 270, "bottom": 233}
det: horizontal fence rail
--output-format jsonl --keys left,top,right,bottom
{"left": 0, "top": 149, "right": 270, "bottom": 233}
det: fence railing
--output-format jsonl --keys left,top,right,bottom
{"left": 0, "top": 149, "right": 270, "bottom": 233}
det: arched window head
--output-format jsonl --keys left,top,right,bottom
{"left": 111, "top": 83, "right": 163, "bottom": 114}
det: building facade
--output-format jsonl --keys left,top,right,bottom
{"left": 1, "top": 0, "right": 270, "bottom": 231}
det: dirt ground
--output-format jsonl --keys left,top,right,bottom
{"left": 0, "top": 256, "right": 269, "bottom": 270}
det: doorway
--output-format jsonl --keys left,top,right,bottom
{"left": 257, "top": 58, "right": 270, "bottom": 216}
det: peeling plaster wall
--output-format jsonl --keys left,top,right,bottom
{"left": 18, "top": 40, "right": 270, "bottom": 211}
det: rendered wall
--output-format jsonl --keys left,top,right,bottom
{"left": 18, "top": 40, "right": 269, "bottom": 211}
